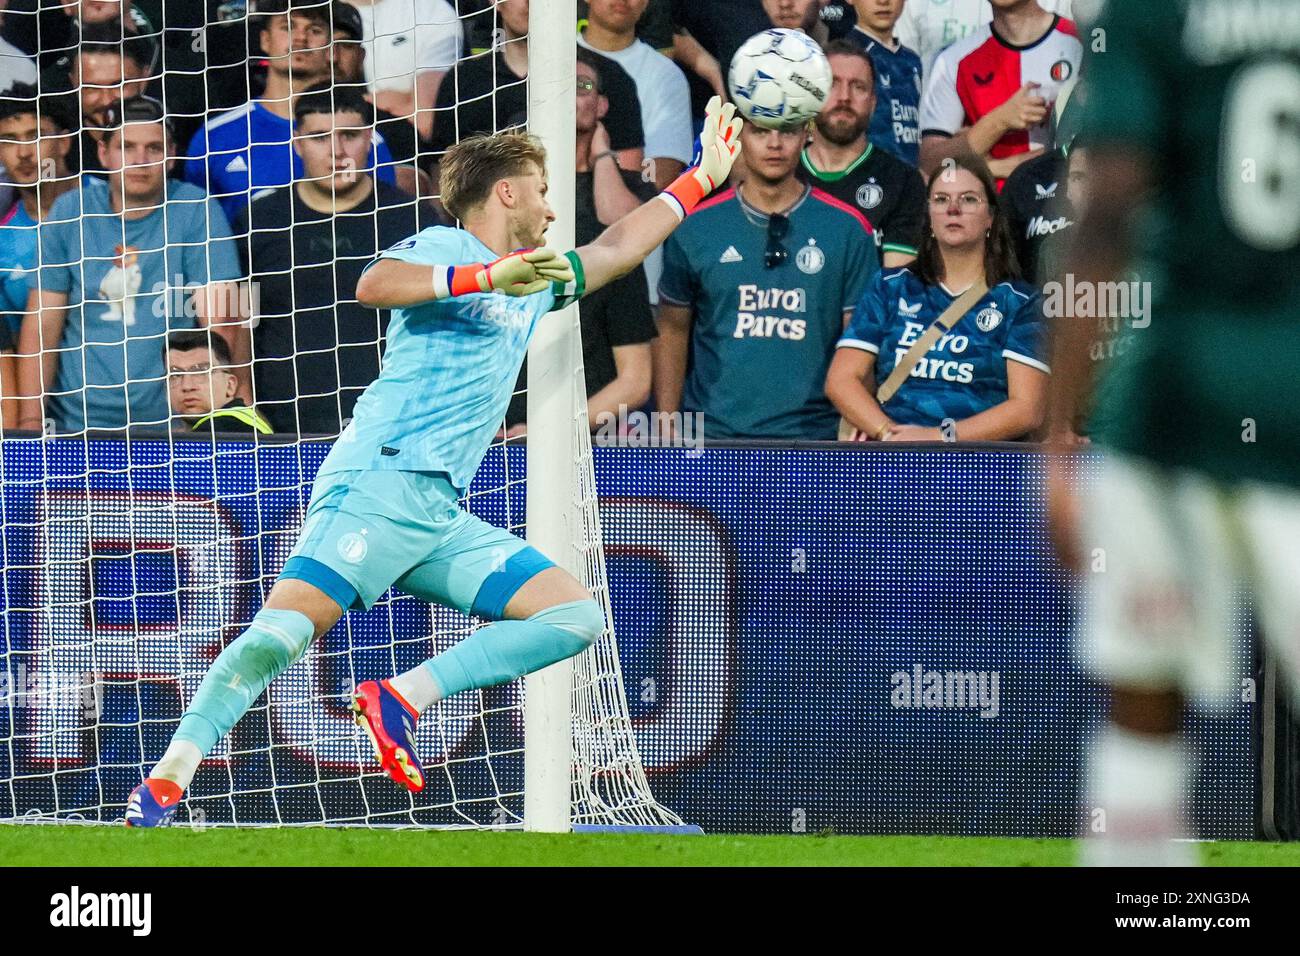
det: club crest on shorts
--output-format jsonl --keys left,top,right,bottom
{"left": 856, "top": 181, "right": 884, "bottom": 210}
{"left": 976, "top": 306, "right": 1004, "bottom": 332}
{"left": 796, "top": 240, "right": 825, "bottom": 275}
{"left": 338, "top": 531, "right": 369, "bottom": 564}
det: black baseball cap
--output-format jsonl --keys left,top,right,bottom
{"left": 331, "top": 1, "right": 363, "bottom": 41}
{"left": 254, "top": 0, "right": 333, "bottom": 29}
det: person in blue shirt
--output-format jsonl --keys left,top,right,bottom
{"left": 124, "top": 99, "right": 745, "bottom": 825}
{"left": 16, "top": 96, "right": 244, "bottom": 433}
{"left": 0, "top": 84, "right": 79, "bottom": 427}
{"left": 657, "top": 120, "right": 879, "bottom": 440}
{"left": 184, "top": 0, "right": 395, "bottom": 222}
{"left": 845, "top": 0, "right": 923, "bottom": 167}
{"left": 826, "top": 153, "right": 1048, "bottom": 442}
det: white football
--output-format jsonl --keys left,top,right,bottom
{"left": 728, "top": 28, "right": 832, "bottom": 132}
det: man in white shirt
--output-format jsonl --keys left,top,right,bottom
{"left": 898, "top": 0, "right": 1074, "bottom": 78}
{"left": 578, "top": 0, "right": 692, "bottom": 191}
{"left": 343, "top": 0, "right": 462, "bottom": 140}
{"left": 917, "top": 0, "right": 1081, "bottom": 182}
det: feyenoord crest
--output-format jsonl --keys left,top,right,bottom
{"left": 976, "top": 306, "right": 1004, "bottom": 332}
{"left": 856, "top": 180, "right": 884, "bottom": 210}
{"left": 1050, "top": 59, "right": 1073, "bottom": 82}
{"left": 337, "top": 531, "right": 368, "bottom": 564}
{"left": 796, "top": 240, "right": 825, "bottom": 275}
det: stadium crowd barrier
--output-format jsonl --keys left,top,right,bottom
{"left": 0, "top": 437, "right": 1265, "bottom": 837}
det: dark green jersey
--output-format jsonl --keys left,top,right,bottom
{"left": 1083, "top": 0, "right": 1300, "bottom": 488}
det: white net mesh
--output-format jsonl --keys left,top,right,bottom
{"left": 0, "top": 0, "right": 679, "bottom": 829}
{"left": 570, "top": 385, "right": 683, "bottom": 829}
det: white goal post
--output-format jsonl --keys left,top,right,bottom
{"left": 0, "top": 0, "right": 682, "bottom": 832}
{"left": 523, "top": 0, "right": 579, "bottom": 834}
{"left": 523, "top": 0, "right": 683, "bottom": 833}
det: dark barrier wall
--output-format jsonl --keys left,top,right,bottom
{"left": 0, "top": 440, "right": 1255, "bottom": 838}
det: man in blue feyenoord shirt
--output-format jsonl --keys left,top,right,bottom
{"left": 184, "top": 0, "right": 396, "bottom": 222}
{"left": 844, "top": 0, "right": 923, "bottom": 166}
{"left": 656, "top": 122, "right": 879, "bottom": 441}
{"left": 124, "top": 100, "right": 745, "bottom": 826}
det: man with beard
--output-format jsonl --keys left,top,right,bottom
{"left": 53, "top": 23, "right": 154, "bottom": 175}
{"left": 800, "top": 41, "right": 925, "bottom": 268}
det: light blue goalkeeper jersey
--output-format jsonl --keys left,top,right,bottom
{"left": 317, "top": 226, "right": 584, "bottom": 491}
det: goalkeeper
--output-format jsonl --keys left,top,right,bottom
{"left": 125, "top": 98, "right": 743, "bottom": 826}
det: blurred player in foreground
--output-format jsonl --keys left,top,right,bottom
{"left": 125, "top": 97, "right": 743, "bottom": 826}
{"left": 1047, "top": 2, "right": 1300, "bottom": 865}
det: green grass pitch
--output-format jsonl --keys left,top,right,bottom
{"left": 4, "top": 826, "right": 1300, "bottom": 866}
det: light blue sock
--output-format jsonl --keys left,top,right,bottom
{"left": 423, "top": 600, "right": 604, "bottom": 700}
{"left": 173, "top": 608, "right": 316, "bottom": 755}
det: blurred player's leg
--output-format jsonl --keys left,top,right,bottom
{"left": 1084, "top": 689, "right": 1192, "bottom": 867}
{"left": 1079, "top": 454, "right": 1239, "bottom": 866}
{"left": 1238, "top": 484, "right": 1300, "bottom": 707}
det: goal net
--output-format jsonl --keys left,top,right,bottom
{"left": 0, "top": 0, "right": 680, "bottom": 830}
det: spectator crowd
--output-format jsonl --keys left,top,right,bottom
{"left": 0, "top": 0, "right": 1095, "bottom": 444}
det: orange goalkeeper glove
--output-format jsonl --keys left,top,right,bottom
{"left": 435, "top": 248, "right": 574, "bottom": 298}
{"left": 659, "top": 96, "right": 744, "bottom": 220}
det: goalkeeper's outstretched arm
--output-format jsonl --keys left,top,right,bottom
{"left": 574, "top": 97, "right": 743, "bottom": 296}
{"left": 355, "top": 98, "right": 743, "bottom": 310}
{"left": 357, "top": 248, "right": 571, "bottom": 308}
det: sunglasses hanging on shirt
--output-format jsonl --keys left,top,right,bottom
{"left": 764, "top": 213, "right": 790, "bottom": 269}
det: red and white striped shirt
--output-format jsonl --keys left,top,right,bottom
{"left": 920, "top": 16, "right": 1082, "bottom": 163}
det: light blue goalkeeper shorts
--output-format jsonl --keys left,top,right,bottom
{"left": 279, "top": 469, "right": 554, "bottom": 617}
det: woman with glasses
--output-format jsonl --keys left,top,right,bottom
{"left": 825, "top": 153, "right": 1048, "bottom": 442}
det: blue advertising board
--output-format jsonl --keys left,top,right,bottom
{"left": 0, "top": 439, "right": 1255, "bottom": 838}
